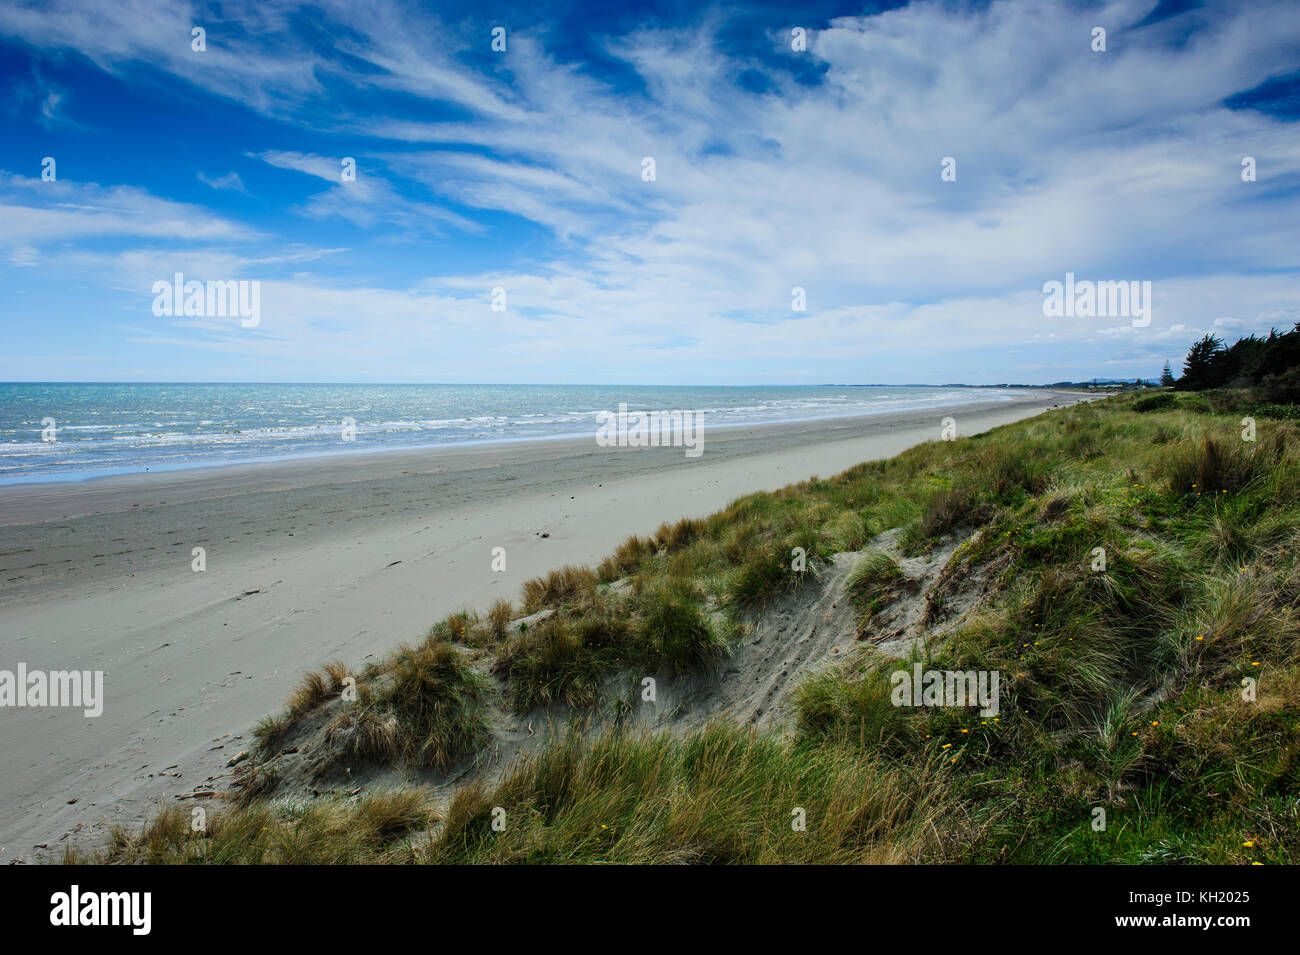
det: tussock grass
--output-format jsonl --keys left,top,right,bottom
{"left": 254, "top": 635, "right": 491, "bottom": 778}
{"left": 652, "top": 516, "right": 700, "bottom": 552}
{"left": 1080, "top": 687, "right": 1149, "bottom": 791}
{"left": 522, "top": 564, "right": 598, "bottom": 612}
{"left": 642, "top": 585, "right": 727, "bottom": 676}
{"left": 499, "top": 613, "right": 603, "bottom": 710}
{"left": 485, "top": 599, "right": 514, "bottom": 641}
{"left": 376, "top": 640, "right": 492, "bottom": 771}
{"left": 847, "top": 550, "right": 905, "bottom": 620}
{"left": 439, "top": 611, "right": 477, "bottom": 644}
{"left": 725, "top": 518, "right": 828, "bottom": 610}
{"left": 65, "top": 789, "right": 436, "bottom": 864}
{"left": 498, "top": 583, "right": 726, "bottom": 709}
{"left": 597, "top": 534, "right": 654, "bottom": 581}
{"left": 287, "top": 661, "right": 350, "bottom": 718}
{"left": 1134, "top": 392, "right": 1177, "bottom": 413}
{"left": 1162, "top": 435, "right": 1275, "bottom": 495}
{"left": 789, "top": 391, "right": 1300, "bottom": 862}
{"left": 252, "top": 712, "right": 293, "bottom": 756}
{"left": 322, "top": 707, "right": 400, "bottom": 767}
{"left": 255, "top": 661, "right": 355, "bottom": 756}
{"left": 916, "top": 484, "right": 980, "bottom": 541}
{"left": 792, "top": 667, "right": 916, "bottom": 755}
{"left": 98, "top": 390, "right": 1300, "bottom": 864}
{"left": 1186, "top": 495, "right": 1296, "bottom": 567}
{"left": 426, "top": 723, "right": 953, "bottom": 864}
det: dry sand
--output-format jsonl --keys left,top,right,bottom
{"left": 0, "top": 390, "right": 1094, "bottom": 859}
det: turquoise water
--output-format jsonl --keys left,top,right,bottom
{"left": 0, "top": 383, "right": 1025, "bottom": 483}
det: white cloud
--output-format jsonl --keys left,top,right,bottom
{"left": 197, "top": 171, "right": 247, "bottom": 192}
{"left": 253, "top": 150, "right": 483, "bottom": 234}
{"left": 0, "top": 175, "right": 264, "bottom": 247}
{"left": 1, "top": 0, "right": 1298, "bottom": 382}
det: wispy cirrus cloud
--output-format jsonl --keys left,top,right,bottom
{"left": 197, "top": 170, "right": 247, "bottom": 192}
{"left": 0, "top": 175, "right": 264, "bottom": 248}
{"left": 0, "top": 0, "right": 1297, "bottom": 383}
{"left": 253, "top": 149, "right": 483, "bottom": 234}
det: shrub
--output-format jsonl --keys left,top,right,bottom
{"left": 1134, "top": 393, "right": 1176, "bottom": 413}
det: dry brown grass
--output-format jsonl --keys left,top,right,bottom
{"left": 521, "top": 564, "right": 598, "bottom": 612}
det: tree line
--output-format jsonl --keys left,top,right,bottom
{"left": 1166, "top": 323, "right": 1300, "bottom": 402}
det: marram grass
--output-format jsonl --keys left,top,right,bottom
{"left": 70, "top": 391, "right": 1300, "bottom": 864}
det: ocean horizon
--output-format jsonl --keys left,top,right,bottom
{"left": 0, "top": 382, "right": 1028, "bottom": 484}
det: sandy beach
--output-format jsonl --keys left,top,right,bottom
{"left": 0, "top": 390, "right": 1092, "bottom": 858}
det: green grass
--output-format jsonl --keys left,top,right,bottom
{"left": 498, "top": 580, "right": 730, "bottom": 709}
{"left": 379, "top": 640, "right": 493, "bottom": 770}
{"left": 81, "top": 390, "right": 1300, "bottom": 864}
{"left": 64, "top": 789, "right": 436, "bottom": 864}
{"left": 425, "top": 722, "right": 952, "bottom": 864}
{"left": 846, "top": 550, "right": 905, "bottom": 620}
{"left": 783, "top": 392, "right": 1300, "bottom": 862}
{"left": 253, "top": 636, "right": 492, "bottom": 777}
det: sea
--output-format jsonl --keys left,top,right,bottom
{"left": 0, "top": 383, "right": 1027, "bottom": 484}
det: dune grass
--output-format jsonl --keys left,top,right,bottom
{"left": 253, "top": 635, "right": 492, "bottom": 777}
{"left": 424, "top": 722, "right": 954, "bottom": 864}
{"left": 847, "top": 550, "right": 906, "bottom": 622}
{"left": 498, "top": 577, "right": 730, "bottom": 710}
{"left": 65, "top": 789, "right": 436, "bottom": 865}
{"left": 79, "top": 389, "right": 1300, "bottom": 864}
{"left": 783, "top": 391, "right": 1300, "bottom": 863}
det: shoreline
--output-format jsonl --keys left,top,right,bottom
{"left": 0, "top": 391, "right": 1095, "bottom": 527}
{"left": 0, "top": 389, "right": 1097, "bottom": 858}
{"left": 0, "top": 385, "right": 1055, "bottom": 490}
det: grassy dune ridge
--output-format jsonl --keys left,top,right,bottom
{"left": 71, "top": 392, "right": 1300, "bottom": 864}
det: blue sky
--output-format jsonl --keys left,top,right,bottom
{"left": 0, "top": 0, "right": 1297, "bottom": 384}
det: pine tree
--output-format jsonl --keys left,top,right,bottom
{"left": 1179, "top": 335, "right": 1224, "bottom": 391}
{"left": 1160, "top": 361, "right": 1175, "bottom": 387}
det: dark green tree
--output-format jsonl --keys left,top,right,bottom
{"left": 1172, "top": 324, "right": 1300, "bottom": 397}
{"left": 1178, "top": 334, "right": 1224, "bottom": 391}
{"left": 1160, "top": 361, "right": 1175, "bottom": 387}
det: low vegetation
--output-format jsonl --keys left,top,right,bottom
{"left": 69, "top": 388, "right": 1300, "bottom": 864}
{"left": 66, "top": 789, "right": 435, "bottom": 864}
{"left": 252, "top": 635, "right": 492, "bottom": 777}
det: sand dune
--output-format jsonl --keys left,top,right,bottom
{"left": 0, "top": 392, "right": 1092, "bottom": 859}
